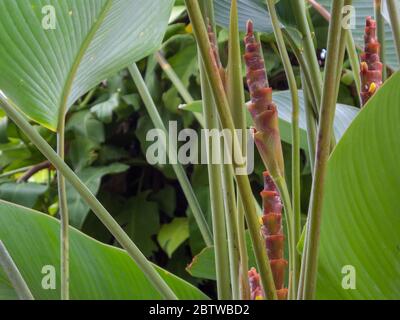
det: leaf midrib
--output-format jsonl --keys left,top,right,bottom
{"left": 57, "top": 0, "right": 113, "bottom": 132}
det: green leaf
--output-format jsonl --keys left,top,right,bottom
{"left": 187, "top": 232, "right": 257, "bottom": 280}
{"left": 66, "top": 110, "right": 105, "bottom": 144}
{"left": 66, "top": 163, "right": 129, "bottom": 228}
{"left": 0, "top": 200, "right": 208, "bottom": 299}
{"left": 178, "top": 100, "right": 203, "bottom": 113}
{"left": 317, "top": 72, "right": 400, "bottom": 299}
{"left": 169, "top": 5, "right": 186, "bottom": 23}
{"left": 150, "top": 185, "right": 177, "bottom": 216}
{"left": 117, "top": 192, "right": 160, "bottom": 257}
{"left": 0, "top": 182, "right": 47, "bottom": 208}
{"left": 214, "top": 0, "right": 273, "bottom": 33}
{"left": 0, "top": 142, "right": 31, "bottom": 168}
{"left": 69, "top": 137, "right": 99, "bottom": 171}
{"left": 0, "top": 0, "right": 174, "bottom": 131}
{"left": 158, "top": 218, "right": 189, "bottom": 258}
{"left": 90, "top": 93, "right": 120, "bottom": 124}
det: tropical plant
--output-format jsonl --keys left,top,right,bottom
{"left": 0, "top": 0, "right": 399, "bottom": 301}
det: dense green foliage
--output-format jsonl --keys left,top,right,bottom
{"left": 0, "top": 0, "right": 399, "bottom": 300}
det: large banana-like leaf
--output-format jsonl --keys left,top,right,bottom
{"left": 317, "top": 72, "right": 400, "bottom": 299}
{"left": 214, "top": 0, "right": 273, "bottom": 32}
{"left": 214, "top": 0, "right": 399, "bottom": 70}
{"left": 0, "top": 200, "right": 208, "bottom": 299}
{"left": 0, "top": 0, "right": 174, "bottom": 131}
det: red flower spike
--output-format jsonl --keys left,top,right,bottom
{"left": 244, "top": 20, "right": 284, "bottom": 178}
{"left": 260, "top": 172, "right": 288, "bottom": 299}
{"left": 360, "top": 16, "right": 383, "bottom": 106}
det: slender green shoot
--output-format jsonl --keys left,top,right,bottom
{"left": 57, "top": 117, "right": 69, "bottom": 300}
{"left": 0, "top": 241, "right": 34, "bottom": 300}
{"left": 226, "top": 0, "right": 250, "bottom": 300}
{"left": 199, "top": 59, "right": 232, "bottom": 299}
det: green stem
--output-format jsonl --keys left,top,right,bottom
{"left": 128, "top": 64, "right": 213, "bottom": 247}
{"left": 57, "top": 117, "right": 69, "bottom": 301}
{"left": 301, "top": 72, "right": 317, "bottom": 172}
{"left": 199, "top": 60, "right": 231, "bottom": 300}
{"left": 0, "top": 93, "right": 177, "bottom": 300}
{"left": 221, "top": 164, "right": 240, "bottom": 299}
{"left": 266, "top": 0, "right": 301, "bottom": 298}
{"left": 375, "top": 0, "right": 387, "bottom": 80}
{"left": 236, "top": 196, "right": 250, "bottom": 299}
{"left": 282, "top": 28, "right": 319, "bottom": 116}
{"left": 199, "top": 0, "right": 232, "bottom": 300}
{"left": 155, "top": 51, "right": 193, "bottom": 104}
{"left": 0, "top": 240, "right": 34, "bottom": 300}
{"left": 78, "top": 88, "right": 96, "bottom": 108}
{"left": 291, "top": 0, "right": 323, "bottom": 111}
{"left": 185, "top": 0, "right": 277, "bottom": 300}
{"left": 300, "top": 0, "right": 345, "bottom": 300}
{"left": 345, "top": 32, "right": 361, "bottom": 104}
{"left": 387, "top": 0, "right": 400, "bottom": 64}
{"left": 226, "top": 0, "right": 249, "bottom": 300}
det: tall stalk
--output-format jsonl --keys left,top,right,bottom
{"left": 0, "top": 241, "right": 34, "bottom": 300}
{"left": 0, "top": 92, "right": 178, "bottom": 300}
{"left": 57, "top": 119, "right": 69, "bottom": 300}
{"left": 299, "top": 0, "right": 345, "bottom": 300}
{"left": 221, "top": 164, "right": 240, "bottom": 299}
{"left": 266, "top": 0, "right": 301, "bottom": 298}
{"left": 387, "top": 0, "right": 400, "bottom": 64}
{"left": 185, "top": 0, "right": 277, "bottom": 300}
{"left": 199, "top": 60, "right": 232, "bottom": 299}
{"left": 226, "top": 0, "right": 250, "bottom": 300}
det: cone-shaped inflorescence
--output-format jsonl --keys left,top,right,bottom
{"left": 261, "top": 172, "right": 288, "bottom": 300}
{"left": 244, "top": 20, "right": 284, "bottom": 179}
{"left": 360, "top": 16, "right": 383, "bottom": 106}
{"left": 247, "top": 172, "right": 288, "bottom": 300}
{"left": 244, "top": 19, "right": 287, "bottom": 300}
{"left": 248, "top": 268, "right": 264, "bottom": 300}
